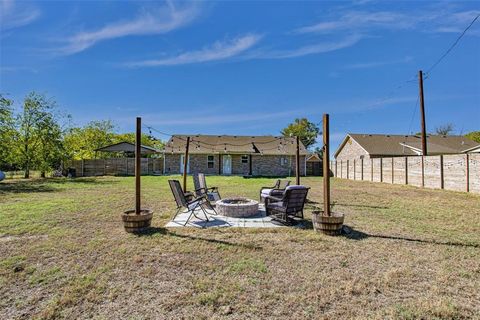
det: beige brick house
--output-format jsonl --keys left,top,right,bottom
{"left": 163, "top": 135, "right": 308, "bottom": 176}
{"left": 335, "top": 133, "right": 480, "bottom": 160}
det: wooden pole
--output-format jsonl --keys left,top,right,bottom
{"left": 296, "top": 136, "right": 300, "bottom": 185}
{"left": 323, "top": 114, "right": 331, "bottom": 217}
{"left": 183, "top": 137, "right": 190, "bottom": 192}
{"left": 419, "top": 70, "right": 428, "bottom": 156}
{"left": 440, "top": 155, "right": 444, "bottom": 189}
{"left": 466, "top": 154, "right": 470, "bottom": 192}
{"left": 135, "top": 117, "right": 141, "bottom": 214}
{"left": 405, "top": 157, "right": 408, "bottom": 185}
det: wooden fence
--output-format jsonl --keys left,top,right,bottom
{"left": 330, "top": 153, "right": 480, "bottom": 194}
{"left": 68, "top": 158, "right": 163, "bottom": 177}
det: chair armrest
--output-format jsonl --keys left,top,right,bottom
{"left": 265, "top": 195, "right": 283, "bottom": 202}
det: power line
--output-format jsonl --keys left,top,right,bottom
{"left": 425, "top": 14, "right": 480, "bottom": 77}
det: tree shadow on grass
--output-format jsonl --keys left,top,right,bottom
{"left": 341, "top": 225, "right": 479, "bottom": 248}
{"left": 0, "top": 178, "right": 117, "bottom": 194}
{"left": 132, "top": 227, "right": 263, "bottom": 250}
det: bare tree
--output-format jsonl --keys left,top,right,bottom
{"left": 434, "top": 123, "right": 454, "bottom": 136}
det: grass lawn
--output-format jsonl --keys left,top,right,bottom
{"left": 1, "top": 176, "right": 479, "bottom": 319}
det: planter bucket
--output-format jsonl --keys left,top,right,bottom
{"left": 122, "top": 209, "right": 153, "bottom": 233}
{"left": 312, "top": 211, "right": 344, "bottom": 236}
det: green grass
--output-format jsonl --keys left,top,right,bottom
{"left": 1, "top": 175, "right": 479, "bottom": 319}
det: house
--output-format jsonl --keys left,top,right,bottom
{"left": 95, "top": 142, "right": 160, "bottom": 156}
{"left": 334, "top": 134, "right": 480, "bottom": 160}
{"left": 306, "top": 153, "right": 322, "bottom": 176}
{"left": 163, "top": 135, "right": 308, "bottom": 176}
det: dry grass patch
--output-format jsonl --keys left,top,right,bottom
{"left": 1, "top": 176, "right": 479, "bottom": 319}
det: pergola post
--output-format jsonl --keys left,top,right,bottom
{"left": 135, "top": 117, "right": 141, "bottom": 214}
{"left": 323, "top": 114, "right": 331, "bottom": 217}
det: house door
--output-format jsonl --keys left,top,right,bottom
{"left": 222, "top": 155, "right": 232, "bottom": 175}
{"left": 180, "top": 155, "right": 189, "bottom": 174}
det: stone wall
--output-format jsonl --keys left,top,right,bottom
{"left": 163, "top": 153, "right": 306, "bottom": 176}
{"left": 331, "top": 153, "right": 480, "bottom": 194}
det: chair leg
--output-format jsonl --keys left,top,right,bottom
{"left": 172, "top": 207, "right": 182, "bottom": 220}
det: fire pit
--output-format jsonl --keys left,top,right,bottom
{"left": 216, "top": 197, "right": 259, "bottom": 218}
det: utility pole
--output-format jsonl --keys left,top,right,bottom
{"left": 419, "top": 70, "right": 428, "bottom": 156}
{"left": 183, "top": 137, "right": 190, "bottom": 192}
{"left": 296, "top": 136, "right": 300, "bottom": 185}
{"left": 323, "top": 114, "right": 331, "bottom": 217}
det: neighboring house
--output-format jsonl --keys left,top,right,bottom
{"left": 335, "top": 134, "right": 480, "bottom": 160}
{"left": 95, "top": 142, "right": 160, "bottom": 157}
{"left": 306, "top": 153, "right": 322, "bottom": 176}
{"left": 163, "top": 135, "right": 308, "bottom": 176}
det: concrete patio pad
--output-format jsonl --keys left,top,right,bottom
{"left": 165, "top": 204, "right": 301, "bottom": 228}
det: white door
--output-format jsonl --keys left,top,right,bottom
{"left": 222, "top": 155, "right": 232, "bottom": 175}
{"left": 180, "top": 155, "right": 189, "bottom": 174}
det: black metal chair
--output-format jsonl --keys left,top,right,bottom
{"left": 168, "top": 180, "right": 210, "bottom": 227}
{"left": 259, "top": 179, "right": 291, "bottom": 203}
{"left": 193, "top": 173, "right": 221, "bottom": 203}
{"left": 265, "top": 185, "right": 310, "bottom": 225}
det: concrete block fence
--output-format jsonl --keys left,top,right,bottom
{"left": 330, "top": 153, "right": 480, "bottom": 194}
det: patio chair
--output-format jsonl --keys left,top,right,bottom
{"left": 193, "top": 173, "right": 221, "bottom": 203}
{"left": 265, "top": 185, "right": 310, "bottom": 225}
{"left": 168, "top": 180, "right": 210, "bottom": 227}
{"left": 259, "top": 179, "right": 291, "bottom": 203}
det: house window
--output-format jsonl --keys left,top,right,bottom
{"left": 207, "top": 155, "right": 214, "bottom": 169}
{"left": 280, "top": 157, "right": 288, "bottom": 166}
{"left": 241, "top": 155, "right": 249, "bottom": 164}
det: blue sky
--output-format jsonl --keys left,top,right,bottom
{"left": 1, "top": 0, "right": 479, "bottom": 152}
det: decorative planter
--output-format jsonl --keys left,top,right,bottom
{"left": 312, "top": 211, "right": 344, "bottom": 236}
{"left": 122, "top": 209, "right": 153, "bottom": 233}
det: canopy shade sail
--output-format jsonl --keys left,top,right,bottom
{"left": 95, "top": 142, "right": 159, "bottom": 155}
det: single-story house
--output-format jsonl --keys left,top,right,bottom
{"left": 95, "top": 141, "right": 160, "bottom": 156}
{"left": 335, "top": 134, "right": 480, "bottom": 160}
{"left": 306, "top": 153, "right": 322, "bottom": 176}
{"left": 163, "top": 135, "right": 308, "bottom": 176}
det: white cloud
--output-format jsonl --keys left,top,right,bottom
{"left": 124, "top": 34, "right": 262, "bottom": 67}
{"left": 295, "top": 11, "right": 414, "bottom": 34}
{"left": 294, "top": 9, "right": 480, "bottom": 36}
{"left": 57, "top": 3, "right": 200, "bottom": 55}
{"left": 259, "top": 34, "right": 363, "bottom": 59}
{"left": 343, "top": 56, "right": 413, "bottom": 70}
{"left": 0, "top": 0, "right": 40, "bottom": 31}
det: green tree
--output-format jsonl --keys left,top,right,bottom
{"left": 281, "top": 118, "right": 320, "bottom": 149}
{"left": 16, "top": 92, "right": 66, "bottom": 178}
{"left": 64, "top": 120, "right": 116, "bottom": 160}
{"left": 0, "top": 95, "right": 17, "bottom": 169}
{"left": 465, "top": 131, "right": 480, "bottom": 143}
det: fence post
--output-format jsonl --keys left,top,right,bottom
{"left": 125, "top": 158, "right": 128, "bottom": 175}
{"left": 104, "top": 159, "right": 107, "bottom": 176}
{"left": 81, "top": 159, "right": 85, "bottom": 177}
{"left": 421, "top": 156, "right": 425, "bottom": 187}
{"left": 440, "top": 155, "right": 444, "bottom": 189}
{"left": 353, "top": 159, "right": 356, "bottom": 180}
{"left": 405, "top": 157, "right": 408, "bottom": 185}
{"left": 391, "top": 157, "right": 394, "bottom": 183}
{"left": 361, "top": 157, "right": 364, "bottom": 180}
{"left": 346, "top": 160, "right": 349, "bottom": 179}
{"left": 466, "top": 154, "right": 470, "bottom": 192}
{"left": 380, "top": 158, "right": 383, "bottom": 182}
{"left": 371, "top": 158, "right": 373, "bottom": 181}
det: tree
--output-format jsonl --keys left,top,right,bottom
{"left": 465, "top": 131, "right": 480, "bottom": 143}
{"left": 281, "top": 118, "right": 320, "bottom": 149}
{"left": 434, "top": 123, "right": 454, "bottom": 135}
{"left": 64, "top": 120, "right": 116, "bottom": 160}
{"left": 16, "top": 92, "right": 65, "bottom": 178}
{"left": 0, "top": 95, "right": 16, "bottom": 169}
